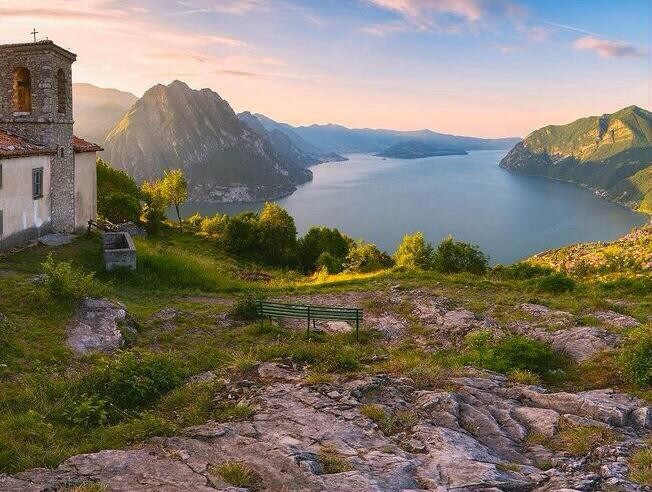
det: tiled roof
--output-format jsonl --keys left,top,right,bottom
{"left": 72, "top": 136, "right": 103, "bottom": 153}
{"left": 0, "top": 130, "right": 102, "bottom": 158}
{"left": 0, "top": 130, "right": 54, "bottom": 158}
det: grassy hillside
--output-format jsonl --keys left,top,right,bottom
{"left": 500, "top": 106, "right": 652, "bottom": 213}
{"left": 0, "top": 225, "right": 649, "bottom": 474}
{"left": 528, "top": 225, "right": 652, "bottom": 278}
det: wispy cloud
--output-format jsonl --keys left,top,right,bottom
{"left": 574, "top": 35, "right": 645, "bottom": 59}
{"left": 363, "top": 0, "right": 526, "bottom": 35}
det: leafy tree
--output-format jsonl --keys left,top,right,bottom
{"left": 96, "top": 159, "right": 141, "bottom": 224}
{"left": 258, "top": 202, "right": 298, "bottom": 265}
{"left": 393, "top": 232, "right": 434, "bottom": 270}
{"left": 298, "top": 226, "right": 352, "bottom": 272}
{"left": 316, "top": 251, "right": 345, "bottom": 274}
{"left": 200, "top": 213, "right": 228, "bottom": 236}
{"left": 432, "top": 235, "right": 489, "bottom": 275}
{"left": 221, "top": 212, "right": 260, "bottom": 256}
{"left": 141, "top": 180, "right": 167, "bottom": 235}
{"left": 346, "top": 241, "right": 394, "bottom": 273}
{"left": 159, "top": 169, "right": 188, "bottom": 231}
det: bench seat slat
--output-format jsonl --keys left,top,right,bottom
{"left": 257, "top": 301, "right": 362, "bottom": 321}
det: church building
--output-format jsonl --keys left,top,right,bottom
{"left": 0, "top": 40, "right": 102, "bottom": 250}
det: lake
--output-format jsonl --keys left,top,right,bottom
{"left": 180, "top": 150, "right": 648, "bottom": 264}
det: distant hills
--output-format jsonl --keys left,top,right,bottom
{"left": 254, "top": 115, "right": 520, "bottom": 154}
{"left": 73, "top": 84, "right": 137, "bottom": 144}
{"left": 102, "top": 81, "right": 312, "bottom": 202}
{"left": 500, "top": 105, "right": 652, "bottom": 213}
{"left": 375, "top": 140, "right": 467, "bottom": 159}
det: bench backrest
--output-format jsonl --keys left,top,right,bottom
{"left": 257, "top": 301, "right": 362, "bottom": 322}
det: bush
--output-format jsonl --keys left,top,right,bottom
{"left": 463, "top": 331, "right": 566, "bottom": 380}
{"left": 535, "top": 272, "right": 575, "bottom": 293}
{"left": 393, "top": 232, "right": 434, "bottom": 270}
{"left": 432, "top": 236, "right": 488, "bottom": 275}
{"left": 80, "top": 351, "right": 185, "bottom": 415}
{"left": 42, "top": 254, "right": 97, "bottom": 300}
{"left": 64, "top": 394, "right": 109, "bottom": 427}
{"left": 186, "top": 212, "right": 203, "bottom": 229}
{"left": 492, "top": 262, "right": 555, "bottom": 280}
{"left": 97, "top": 159, "right": 141, "bottom": 224}
{"left": 346, "top": 241, "right": 394, "bottom": 273}
{"left": 298, "top": 226, "right": 352, "bottom": 273}
{"left": 231, "top": 291, "right": 261, "bottom": 320}
{"left": 618, "top": 325, "right": 651, "bottom": 388}
{"left": 315, "top": 251, "right": 345, "bottom": 274}
{"left": 200, "top": 214, "right": 228, "bottom": 236}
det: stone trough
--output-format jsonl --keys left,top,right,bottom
{"left": 102, "top": 232, "right": 136, "bottom": 271}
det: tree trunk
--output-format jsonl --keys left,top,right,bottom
{"left": 175, "top": 203, "right": 183, "bottom": 232}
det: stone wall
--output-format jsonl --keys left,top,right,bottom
{"left": 0, "top": 41, "right": 76, "bottom": 232}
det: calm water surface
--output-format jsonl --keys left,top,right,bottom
{"left": 181, "top": 151, "right": 647, "bottom": 264}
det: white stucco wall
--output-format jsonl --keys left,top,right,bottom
{"left": 0, "top": 154, "right": 52, "bottom": 249}
{"left": 74, "top": 152, "right": 97, "bottom": 230}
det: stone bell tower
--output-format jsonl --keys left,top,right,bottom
{"left": 0, "top": 40, "right": 77, "bottom": 232}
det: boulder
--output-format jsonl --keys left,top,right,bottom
{"left": 591, "top": 310, "right": 640, "bottom": 329}
{"left": 66, "top": 298, "right": 135, "bottom": 355}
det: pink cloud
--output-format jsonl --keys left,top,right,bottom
{"left": 573, "top": 35, "right": 644, "bottom": 59}
{"left": 364, "top": 0, "right": 525, "bottom": 33}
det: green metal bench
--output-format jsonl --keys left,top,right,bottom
{"left": 257, "top": 300, "right": 363, "bottom": 339}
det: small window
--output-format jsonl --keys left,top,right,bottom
{"left": 32, "top": 168, "right": 43, "bottom": 199}
{"left": 57, "top": 69, "right": 67, "bottom": 114}
{"left": 0, "top": 163, "right": 3, "bottom": 189}
{"left": 12, "top": 67, "right": 32, "bottom": 112}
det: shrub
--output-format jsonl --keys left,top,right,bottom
{"left": 432, "top": 236, "right": 488, "bottom": 275}
{"left": 346, "top": 241, "right": 394, "bottom": 273}
{"left": 231, "top": 291, "right": 261, "bottom": 320}
{"left": 97, "top": 159, "right": 141, "bottom": 224}
{"left": 393, "top": 232, "right": 434, "bottom": 270}
{"left": 186, "top": 212, "right": 203, "bottom": 229}
{"left": 315, "top": 252, "right": 345, "bottom": 274}
{"left": 80, "top": 351, "right": 185, "bottom": 415}
{"left": 535, "top": 272, "right": 575, "bottom": 293}
{"left": 63, "top": 394, "right": 109, "bottom": 427}
{"left": 618, "top": 325, "right": 652, "bottom": 388}
{"left": 463, "top": 331, "right": 566, "bottom": 380}
{"left": 200, "top": 214, "right": 228, "bottom": 236}
{"left": 298, "top": 226, "right": 352, "bottom": 273}
{"left": 492, "top": 262, "right": 555, "bottom": 280}
{"left": 42, "top": 254, "right": 97, "bottom": 300}
{"left": 99, "top": 193, "right": 141, "bottom": 225}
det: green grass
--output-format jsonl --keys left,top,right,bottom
{"left": 318, "top": 447, "right": 353, "bottom": 474}
{"left": 630, "top": 446, "right": 652, "bottom": 485}
{"left": 210, "top": 462, "right": 263, "bottom": 490}
{"left": 0, "top": 225, "right": 649, "bottom": 474}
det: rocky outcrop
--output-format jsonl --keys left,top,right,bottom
{"left": 511, "top": 322, "right": 621, "bottom": 362}
{"left": 4, "top": 365, "right": 648, "bottom": 491}
{"left": 66, "top": 298, "right": 135, "bottom": 355}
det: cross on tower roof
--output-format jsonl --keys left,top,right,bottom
{"left": 31, "top": 28, "right": 38, "bottom": 43}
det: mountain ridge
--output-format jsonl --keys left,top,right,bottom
{"left": 500, "top": 105, "right": 652, "bottom": 213}
{"left": 102, "top": 80, "right": 312, "bottom": 203}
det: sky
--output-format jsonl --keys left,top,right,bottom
{"left": 1, "top": 0, "right": 650, "bottom": 137}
